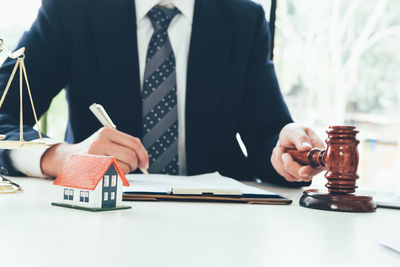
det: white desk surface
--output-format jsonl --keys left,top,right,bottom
{"left": 1, "top": 176, "right": 399, "bottom": 267}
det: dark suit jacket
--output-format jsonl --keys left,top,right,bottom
{"left": 0, "top": 0, "right": 304, "bottom": 186}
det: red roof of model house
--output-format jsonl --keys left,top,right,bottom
{"left": 53, "top": 154, "right": 130, "bottom": 190}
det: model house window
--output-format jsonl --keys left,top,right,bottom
{"left": 84, "top": 191, "right": 89, "bottom": 202}
{"left": 64, "top": 188, "right": 68, "bottom": 200}
{"left": 111, "top": 191, "right": 115, "bottom": 200}
{"left": 68, "top": 189, "right": 74, "bottom": 200}
{"left": 104, "top": 175, "right": 109, "bottom": 187}
{"left": 111, "top": 175, "right": 117, "bottom": 187}
{"left": 80, "top": 191, "right": 89, "bottom": 202}
{"left": 104, "top": 192, "right": 108, "bottom": 201}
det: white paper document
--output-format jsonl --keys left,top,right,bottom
{"left": 124, "top": 172, "right": 279, "bottom": 196}
{"left": 358, "top": 188, "right": 400, "bottom": 209}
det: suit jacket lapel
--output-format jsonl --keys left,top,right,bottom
{"left": 186, "top": 0, "right": 233, "bottom": 174}
{"left": 89, "top": 0, "right": 143, "bottom": 137}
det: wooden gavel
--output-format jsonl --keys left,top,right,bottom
{"left": 286, "top": 126, "right": 360, "bottom": 194}
{"left": 284, "top": 126, "right": 376, "bottom": 212}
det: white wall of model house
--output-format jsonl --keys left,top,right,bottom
{"left": 56, "top": 175, "right": 124, "bottom": 208}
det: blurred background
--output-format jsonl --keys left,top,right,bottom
{"left": 1, "top": 0, "right": 399, "bottom": 188}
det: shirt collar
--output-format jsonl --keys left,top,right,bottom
{"left": 135, "top": 0, "right": 195, "bottom": 23}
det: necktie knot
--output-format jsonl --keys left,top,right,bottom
{"left": 147, "top": 5, "right": 180, "bottom": 32}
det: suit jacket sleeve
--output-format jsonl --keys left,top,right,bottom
{"left": 239, "top": 4, "right": 309, "bottom": 187}
{"left": 0, "top": 0, "right": 67, "bottom": 175}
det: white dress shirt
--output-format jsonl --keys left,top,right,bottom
{"left": 9, "top": 0, "right": 194, "bottom": 177}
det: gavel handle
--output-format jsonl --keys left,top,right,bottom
{"left": 285, "top": 148, "right": 309, "bottom": 165}
{"left": 285, "top": 148, "right": 325, "bottom": 168}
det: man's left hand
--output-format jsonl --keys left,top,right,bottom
{"left": 270, "top": 123, "right": 325, "bottom": 182}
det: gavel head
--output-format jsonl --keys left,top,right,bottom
{"left": 286, "top": 126, "right": 361, "bottom": 194}
{"left": 323, "top": 126, "right": 359, "bottom": 194}
{"left": 296, "top": 126, "right": 376, "bottom": 212}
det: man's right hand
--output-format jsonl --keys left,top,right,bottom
{"left": 40, "top": 127, "right": 149, "bottom": 177}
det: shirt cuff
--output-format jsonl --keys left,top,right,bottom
{"left": 8, "top": 138, "right": 60, "bottom": 178}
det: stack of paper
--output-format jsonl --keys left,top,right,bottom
{"left": 123, "top": 172, "right": 291, "bottom": 205}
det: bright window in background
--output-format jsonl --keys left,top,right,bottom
{"left": 1, "top": 0, "right": 399, "bottom": 188}
{"left": 0, "top": 0, "right": 68, "bottom": 141}
{"left": 274, "top": 0, "right": 400, "bottom": 187}
{"left": 0, "top": 0, "right": 41, "bottom": 64}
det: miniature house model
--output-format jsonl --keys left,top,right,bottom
{"left": 52, "top": 154, "right": 131, "bottom": 211}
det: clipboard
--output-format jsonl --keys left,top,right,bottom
{"left": 123, "top": 173, "right": 292, "bottom": 205}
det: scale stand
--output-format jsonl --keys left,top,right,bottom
{"left": 0, "top": 39, "right": 50, "bottom": 149}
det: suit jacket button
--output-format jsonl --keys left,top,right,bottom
{"left": 0, "top": 166, "right": 8, "bottom": 175}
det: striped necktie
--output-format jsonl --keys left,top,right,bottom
{"left": 142, "top": 6, "right": 180, "bottom": 175}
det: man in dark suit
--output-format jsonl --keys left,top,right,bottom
{"left": 0, "top": 0, "right": 323, "bottom": 185}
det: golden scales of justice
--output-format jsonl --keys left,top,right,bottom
{"left": 0, "top": 39, "right": 50, "bottom": 149}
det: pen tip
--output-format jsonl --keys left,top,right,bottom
{"left": 140, "top": 168, "right": 150, "bottom": 176}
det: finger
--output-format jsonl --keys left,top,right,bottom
{"left": 280, "top": 169, "right": 302, "bottom": 182}
{"left": 272, "top": 146, "right": 287, "bottom": 168}
{"left": 305, "top": 128, "right": 325, "bottom": 149}
{"left": 271, "top": 147, "right": 286, "bottom": 178}
{"left": 89, "top": 141, "right": 139, "bottom": 172}
{"left": 298, "top": 165, "right": 324, "bottom": 181}
{"left": 115, "top": 134, "right": 148, "bottom": 169}
{"left": 117, "top": 161, "right": 131, "bottom": 174}
{"left": 271, "top": 148, "right": 302, "bottom": 182}
{"left": 275, "top": 145, "right": 285, "bottom": 158}
{"left": 106, "top": 143, "right": 139, "bottom": 172}
{"left": 281, "top": 153, "right": 308, "bottom": 180}
{"left": 101, "top": 128, "right": 149, "bottom": 170}
{"left": 280, "top": 126, "right": 312, "bottom": 152}
{"left": 133, "top": 145, "right": 149, "bottom": 170}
